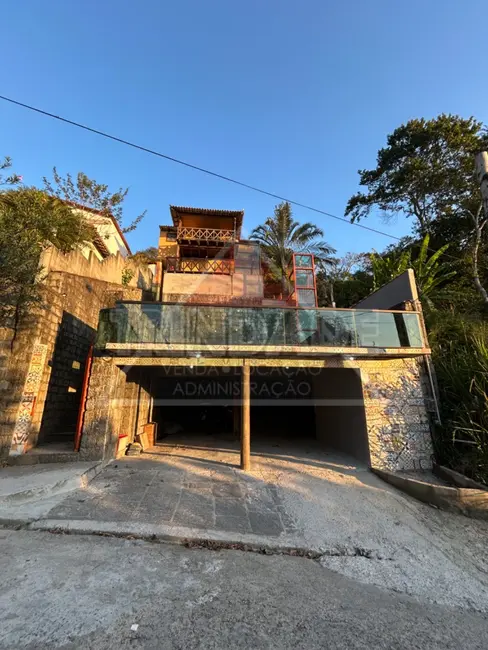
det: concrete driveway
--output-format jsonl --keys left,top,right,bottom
{"left": 34, "top": 433, "right": 488, "bottom": 612}
{"left": 0, "top": 531, "right": 488, "bottom": 650}
{"left": 2, "top": 529, "right": 488, "bottom": 650}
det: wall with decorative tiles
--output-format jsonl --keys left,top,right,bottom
{"left": 352, "top": 358, "right": 434, "bottom": 471}
{"left": 0, "top": 273, "right": 144, "bottom": 459}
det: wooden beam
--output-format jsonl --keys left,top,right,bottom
{"left": 240, "top": 364, "right": 251, "bottom": 471}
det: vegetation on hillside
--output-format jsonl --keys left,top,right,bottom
{"left": 43, "top": 167, "right": 146, "bottom": 233}
{"left": 1, "top": 158, "right": 147, "bottom": 347}
{"left": 339, "top": 114, "right": 488, "bottom": 483}
{"left": 0, "top": 186, "right": 94, "bottom": 344}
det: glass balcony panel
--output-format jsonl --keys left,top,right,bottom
{"left": 95, "top": 304, "right": 424, "bottom": 350}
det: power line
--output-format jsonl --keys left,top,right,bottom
{"left": 0, "top": 93, "right": 403, "bottom": 242}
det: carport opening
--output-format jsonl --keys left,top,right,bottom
{"left": 151, "top": 366, "right": 240, "bottom": 449}
{"left": 249, "top": 367, "right": 370, "bottom": 465}
{"left": 127, "top": 365, "right": 370, "bottom": 466}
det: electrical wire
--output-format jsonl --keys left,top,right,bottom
{"left": 0, "top": 93, "right": 474, "bottom": 266}
{"left": 0, "top": 93, "right": 402, "bottom": 242}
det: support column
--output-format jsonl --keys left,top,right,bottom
{"left": 240, "top": 364, "right": 251, "bottom": 470}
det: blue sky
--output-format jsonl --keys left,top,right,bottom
{"left": 1, "top": 0, "right": 487, "bottom": 257}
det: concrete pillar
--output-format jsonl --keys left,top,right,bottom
{"left": 240, "top": 364, "right": 251, "bottom": 470}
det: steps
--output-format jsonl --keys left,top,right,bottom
{"left": 6, "top": 442, "right": 88, "bottom": 466}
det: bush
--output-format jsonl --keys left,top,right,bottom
{"left": 428, "top": 311, "right": 488, "bottom": 484}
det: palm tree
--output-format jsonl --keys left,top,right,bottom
{"left": 250, "top": 202, "right": 335, "bottom": 291}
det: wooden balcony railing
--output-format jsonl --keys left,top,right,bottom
{"left": 176, "top": 226, "right": 236, "bottom": 243}
{"left": 165, "top": 257, "right": 233, "bottom": 274}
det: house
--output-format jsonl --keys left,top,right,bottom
{"left": 75, "top": 206, "right": 435, "bottom": 472}
{"left": 0, "top": 206, "right": 154, "bottom": 461}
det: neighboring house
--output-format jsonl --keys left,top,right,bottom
{"left": 71, "top": 206, "right": 435, "bottom": 472}
{"left": 0, "top": 206, "right": 154, "bottom": 460}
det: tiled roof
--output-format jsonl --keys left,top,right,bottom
{"left": 169, "top": 205, "right": 244, "bottom": 226}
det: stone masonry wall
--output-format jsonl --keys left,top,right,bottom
{"left": 78, "top": 357, "right": 126, "bottom": 459}
{"left": 79, "top": 360, "right": 152, "bottom": 459}
{"left": 351, "top": 357, "right": 434, "bottom": 471}
{"left": 40, "top": 246, "right": 154, "bottom": 292}
{"left": 0, "top": 272, "right": 143, "bottom": 458}
{"left": 0, "top": 327, "right": 37, "bottom": 456}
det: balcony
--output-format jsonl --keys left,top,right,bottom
{"left": 166, "top": 257, "right": 233, "bottom": 274}
{"left": 95, "top": 303, "right": 426, "bottom": 353}
{"left": 176, "top": 226, "right": 236, "bottom": 243}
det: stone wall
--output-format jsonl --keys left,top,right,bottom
{"left": 0, "top": 272, "right": 144, "bottom": 458}
{"left": 0, "top": 328, "right": 38, "bottom": 456}
{"left": 40, "top": 246, "right": 154, "bottom": 293}
{"left": 311, "top": 356, "right": 433, "bottom": 470}
{"left": 79, "top": 361, "right": 151, "bottom": 459}
{"left": 352, "top": 357, "right": 434, "bottom": 471}
{"left": 78, "top": 358, "right": 126, "bottom": 459}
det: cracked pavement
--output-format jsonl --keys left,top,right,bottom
{"left": 4, "top": 435, "right": 488, "bottom": 613}
{"left": 1, "top": 529, "right": 488, "bottom": 649}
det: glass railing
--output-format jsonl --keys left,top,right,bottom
{"left": 95, "top": 303, "right": 424, "bottom": 350}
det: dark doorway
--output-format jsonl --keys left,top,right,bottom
{"left": 38, "top": 312, "right": 95, "bottom": 446}
{"left": 151, "top": 367, "right": 239, "bottom": 441}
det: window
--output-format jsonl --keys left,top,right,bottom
{"left": 295, "top": 270, "right": 314, "bottom": 288}
{"left": 295, "top": 254, "right": 313, "bottom": 268}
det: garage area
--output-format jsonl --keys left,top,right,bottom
{"left": 127, "top": 364, "right": 370, "bottom": 467}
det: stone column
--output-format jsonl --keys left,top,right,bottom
{"left": 79, "top": 357, "right": 127, "bottom": 460}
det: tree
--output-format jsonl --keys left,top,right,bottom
{"left": 370, "top": 234, "right": 456, "bottom": 302}
{"left": 370, "top": 248, "right": 412, "bottom": 291}
{"left": 43, "top": 167, "right": 146, "bottom": 233}
{"left": 345, "top": 115, "right": 487, "bottom": 236}
{"left": 0, "top": 187, "right": 94, "bottom": 345}
{"left": 317, "top": 253, "right": 369, "bottom": 307}
{"left": 250, "top": 202, "right": 335, "bottom": 290}
{"left": 129, "top": 247, "right": 159, "bottom": 265}
{"left": 0, "top": 156, "right": 22, "bottom": 187}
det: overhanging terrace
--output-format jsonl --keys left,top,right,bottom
{"left": 95, "top": 302, "right": 428, "bottom": 358}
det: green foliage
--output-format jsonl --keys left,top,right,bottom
{"left": 345, "top": 114, "right": 487, "bottom": 235}
{"left": 370, "top": 235, "right": 456, "bottom": 299}
{"left": 427, "top": 311, "right": 488, "bottom": 484}
{"left": 121, "top": 267, "right": 135, "bottom": 287}
{"left": 43, "top": 167, "right": 146, "bottom": 233}
{"left": 129, "top": 247, "right": 159, "bottom": 265}
{"left": 345, "top": 114, "right": 488, "bottom": 481}
{"left": 250, "top": 201, "right": 335, "bottom": 284}
{"left": 0, "top": 187, "right": 94, "bottom": 338}
{"left": 316, "top": 253, "right": 372, "bottom": 307}
{"left": 370, "top": 248, "right": 411, "bottom": 290}
{"left": 412, "top": 235, "right": 457, "bottom": 295}
{"left": 0, "top": 156, "right": 22, "bottom": 187}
